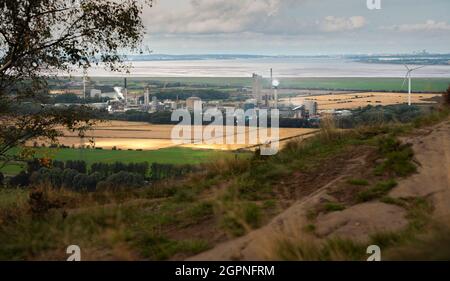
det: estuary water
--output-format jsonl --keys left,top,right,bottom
{"left": 79, "top": 57, "right": 450, "bottom": 78}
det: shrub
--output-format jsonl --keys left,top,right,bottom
{"left": 72, "top": 173, "right": 99, "bottom": 192}
{"left": 52, "top": 160, "right": 65, "bottom": 170}
{"left": 357, "top": 179, "right": 398, "bottom": 202}
{"left": 8, "top": 171, "right": 29, "bottom": 187}
{"left": 347, "top": 179, "right": 369, "bottom": 186}
{"left": 375, "top": 136, "right": 416, "bottom": 177}
{"left": 29, "top": 167, "right": 64, "bottom": 189}
{"left": 65, "top": 160, "right": 87, "bottom": 173}
{"left": 324, "top": 202, "right": 346, "bottom": 212}
{"left": 96, "top": 171, "right": 144, "bottom": 192}
{"left": 243, "top": 203, "right": 262, "bottom": 228}
{"left": 444, "top": 86, "right": 450, "bottom": 106}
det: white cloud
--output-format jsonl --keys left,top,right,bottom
{"left": 382, "top": 20, "right": 450, "bottom": 32}
{"left": 147, "top": 0, "right": 283, "bottom": 34}
{"left": 318, "top": 16, "right": 367, "bottom": 32}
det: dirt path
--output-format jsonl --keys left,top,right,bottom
{"left": 389, "top": 119, "right": 450, "bottom": 220}
{"left": 187, "top": 118, "right": 450, "bottom": 261}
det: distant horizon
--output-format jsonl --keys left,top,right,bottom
{"left": 126, "top": 52, "right": 450, "bottom": 57}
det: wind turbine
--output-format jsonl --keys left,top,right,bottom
{"left": 402, "top": 65, "right": 425, "bottom": 106}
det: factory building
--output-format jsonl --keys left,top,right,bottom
{"left": 144, "top": 87, "right": 150, "bottom": 106}
{"left": 90, "top": 89, "right": 102, "bottom": 98}
{"left": 186, "top": 96, "right": 202, "bottom": 111}
{"left": 244, "top": 98, "right": 257, "bottom": 111}
{"left": 303, "top": 100, "right": 318, "bottom": 116}
{"left": 252, "top": 73, "right": 263, "bottom": 106}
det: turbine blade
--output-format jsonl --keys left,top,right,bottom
{"left": 401, "top": 74, "right": 409, "bottom": 88}
{"left": 404, "top": 64, "right": 411, "bottom": 71}
{"left": 411, "top": 65, "right": 426, "bottom": 71}
{"left": 402, "top": 77, "right": 407, "bottom": 88}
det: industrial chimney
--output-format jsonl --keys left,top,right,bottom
{"left": 144, "top": 87, "right": 150, "bottom": 106}
{"left": 124, "top": 78, "right": 128, "bottom": 105}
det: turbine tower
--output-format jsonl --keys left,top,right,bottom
{"left": 272, "top": 79, "right": 280, "bottom": 109}
{"left": 402, "top": 65, "right": 425, "bottom": 106}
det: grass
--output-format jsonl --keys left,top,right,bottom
{"left": 274, "top": 196, "right": 435, "bottom": 261}
{"left": 0, "top": 188, "right": 28, "bottom": 210}
{"left": 0, "top": 105, "right": 447, "bottom": 260}
{"left": 220, "top": 202, "right": 263, "bottom": 237}
{"left": 68, "top": 76, "right": 450, "bottom": 92}
{"left": 1, "top": 147, "right": 238, "bottom": 175}
{"left": 323, "top": 202, "right": 346, "bottom": 213}
{"left": 276, "top": 237, "right": 367, "bottom": 261}
{"left": 357, "top": 179, "right": 398, "bottom": 202}
{"left": 347, "top": 178, "right": 369, "bottom": 186}
{"left": 374, "top": 136, "right": 417, "bottom": 177}
{"left": 137, "top": 235, "right": 210, "bottom": 260}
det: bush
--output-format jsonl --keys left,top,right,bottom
{"left": 29, "top": 167, "right": 64, "bottom": 189}
{"left": 72, "top": 173, "right": 98, "bottom": 192}
{"left": 375, "top": 136, "right": 416, "bottom": 177}
{"left": 357, "top": 179, "right": 398, "bottom": 202}
{"left": 347, "top": 179, "right": 369, "bottom": 186}
{"left": 444, "top": 86, "right": 450, "bottom": 106}
{"left": 62, "top": 168, "right": 80, "bottom": 189}
{"left": 52, "top": 160, "right": 65, "bottom": 170}
{"left": 96, "top": 171, "right": 144, "bottom": 192}
{"left": 243, "top": 203, "right": 262, "bottom": 228}
{"left": 90, "top": 161, "right": 149, "bottom": 177}
{"left": 8, "top": 171, "right": 29, "bottom": 187}
{"left": 65, "top": 160, "right": 87, "bottom": 173}
{"left": 324, "top": 202, "right": 346, "bottom": 212}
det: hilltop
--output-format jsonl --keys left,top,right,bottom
{"left": 0, "top": 106, "right": 449, "bottom": 260}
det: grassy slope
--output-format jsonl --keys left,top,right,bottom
{"left": 0, "top": 108, "right": 448, "bottom": 260}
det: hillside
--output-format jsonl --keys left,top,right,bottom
{"left": 0, "top": 108, "right": 449, "bottom": 261}
{"left": 189, "top": 117, "right": 450, "bottom": 260}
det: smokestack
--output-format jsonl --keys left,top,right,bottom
{"left": 124, "top": 78, "right": 128, "bottom": 104}
{"left": 144, "top": 87, "right": 150, "bottom": 106}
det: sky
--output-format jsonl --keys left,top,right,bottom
{"left": 140, "top": 0, "right": 450, "bottom": 55}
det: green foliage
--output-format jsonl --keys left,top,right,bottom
{"left": 137, "top": 235, "right": 210, "bottom": 260}
{"left": 338, "top": 104, "right": 424, "bottom": 128}
{"left": 221, "top": 215, "right": 245, "bottom": 237}
{"left": 374, "top": 136, "right": 416, "bottom": 177}
{"left": 357, "top": 179, "right": 398, "bottom": 202}
{"left": 243, "top": 203, "right": 262, "bottom": 228}
{"left": 347, "top": 178, "right": 369, "bottom": 186}
{"left": 173, "top": 188, "right": 197, "bottom": 203}
{"left": 96, "top": 171, "right": 144, "bottom": 192}
{"left": 277, "top": 238, "right": 366, "bottom": 261}
{"left": 151, "top": 163, "right": 196, "bottom": 181}
{"left": 324, "top": 202, "right": 346, "bottom": 212}
{"left": 91, "top": 162, "right": 149, "bottom": 177}
{"left": 187, "top": 202, "right": 214, "bottom": 220}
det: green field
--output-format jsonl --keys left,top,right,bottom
{"left": 1, "top": 147, "right": 237, "bottom": 175}
{"left": 62, "top": 77, "right": 450, "bottom": 92}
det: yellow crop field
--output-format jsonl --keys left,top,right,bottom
{"left": 284, "top": 92, "right": 440, "bottom": 110}
{"left": 42, "top": 121, "right": 317, "bottom": 151}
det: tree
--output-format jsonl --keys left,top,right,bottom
{"left": 444, "top": 85, "right": 450, "bottom": 106}
{"left": 0, "top": 0, "right": 151, "bottom": 165}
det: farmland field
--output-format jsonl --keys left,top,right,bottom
{"left": 56, "top": 77, "right": 450, "bottom": 92}
{"left": 284, "top": 92, "right": 440, "bottom": 110}
{"left": 3, "top": 121, "right": 317, "bottom": 175}
{"left": 41, "top": 121, "right": 317, "bottom": 151}
{"left": 1, "top": 147, "right": 235, "bottom": 175}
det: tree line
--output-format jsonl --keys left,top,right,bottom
{"left": 2, "top": 159, "right": 197, "bottom": 192}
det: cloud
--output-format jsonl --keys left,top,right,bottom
{"left": 318, "top": 16, "right": 367, "bottom": 32}
{"left": 382, "top": 20, "right": 450, "bottom": 32}
{"left": 147, "top": 0, "right": 283, "bottom": 34}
